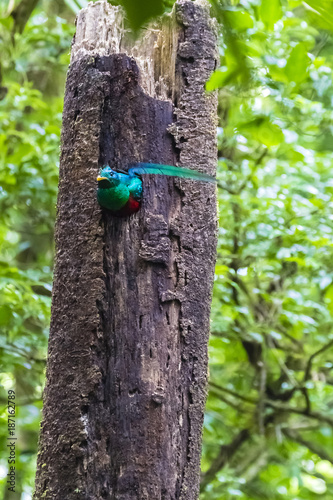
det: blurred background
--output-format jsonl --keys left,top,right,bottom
{"left": 1, "top": 0, "right": 333, "bottom": 498}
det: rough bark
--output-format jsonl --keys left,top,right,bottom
{"left": 34, "top": 1, "right": 218, "bottom": 499}
{"left": 11, "top": 0, "right": 40, "bottom": 33}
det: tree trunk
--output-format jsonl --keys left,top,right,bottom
{"left": 34, "top": 1, "right": 218, "bottom": 499}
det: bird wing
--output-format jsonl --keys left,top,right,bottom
{"left": 128, "top": 163, "right": 216, "bottom": 183}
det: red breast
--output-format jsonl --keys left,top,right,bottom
{"left": 113, "top": 195, "right": 141, "bottom": 217}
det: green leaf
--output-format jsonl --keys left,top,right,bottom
{"left": 238, "top": 117, "right": 284, "bottom": 147}
{"left": 224, "top": 10, "right": 254, "bottom": 32}
{"left": 304, "top": 0, "right": 333, "bottom": 31}
{"left": 206, "top": 69, "right": 238, "bottom": 91}
{"left": 0, "top": 16, "right": 13, "bottom": 30}
{"left": 285, "top": 43, "right": 311, "bottom": 84}
{"left": 206, "top": 40, "right": 251, "bottom": 91}
{"left": 116, "top": 0, "right": 165, "bottom": 30}
{"left": 325, "top": 285, "right": 333, "bottom": 315}
{"left": 259, "top": 0, "right": 282, "bottom": 30}
{"left": 0, "top": 305, "right": 11, "bottom": 326}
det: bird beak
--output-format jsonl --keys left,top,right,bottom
{"left": 97, "top": 176, "right": 108, "bottom": 181}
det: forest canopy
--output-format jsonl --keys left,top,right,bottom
{"left": 1, "top": 0, "right": 333, "bottom": 498}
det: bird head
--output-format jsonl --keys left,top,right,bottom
{"left": 97, "top": 166, "right": 121, "bottom": 188}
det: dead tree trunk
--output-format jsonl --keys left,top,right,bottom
{"left": 34, "top": 1, "right": 218, "bottom": 499}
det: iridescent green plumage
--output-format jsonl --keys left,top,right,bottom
{"left": 97, "top": 163, "right": 216, "bottom": 216}
{"left": 129, "top": 163, "right": 216, "bottom": 183}
{"left": 97, "top": 167, "right": 142, "bottom": 213}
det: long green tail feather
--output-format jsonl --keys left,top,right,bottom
{"left": 129, "top": 163, "right": 216, "bottom": 183}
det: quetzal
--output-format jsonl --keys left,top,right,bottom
{"left": 97, "top": 163, "right": 216, "bottom": 216}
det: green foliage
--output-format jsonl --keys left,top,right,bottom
{"left": 260, "top": 0, "right": 282, "bottom": 30}
{"left": 2, "top": 0, "right": 333, "bottom": 499}
{"left": 0, "top": 0, "right": 74, "bottom": 497}
{"left": 63, "top": 0, "right": 88, "bottom": 15}
{"left": 201, "top": 0, "right": 333, "bottom": 498}
{"left": 106, "top": 0, "right": 175, "bottom": 30}
{"left": 303, "top": 0, "right": 333, "bottom": 31}
{"left": 117, "top": 0, "right": 164, "bottom": 30}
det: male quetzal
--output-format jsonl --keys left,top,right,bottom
{"left": 97, "top": 163, "right": 216, "bottom": 216}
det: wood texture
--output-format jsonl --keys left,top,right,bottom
{"left": 34, "top": 1, "right": 218, "bottom": 499}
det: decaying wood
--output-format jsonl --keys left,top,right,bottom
{"left": 34, "top": 1, "right": 218, "bottom": 498}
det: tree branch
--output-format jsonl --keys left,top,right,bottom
{"left": 200, "top": 408, "right": 276, "bottom": 492}
{"left": 304, "top": 338, "right": 333, "bottom": 382}
{"left": 283, "top": 428, "right": 333, "bottom": 464}
{"left": 266, "top": 400, "right": 333, "bottom": 427}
